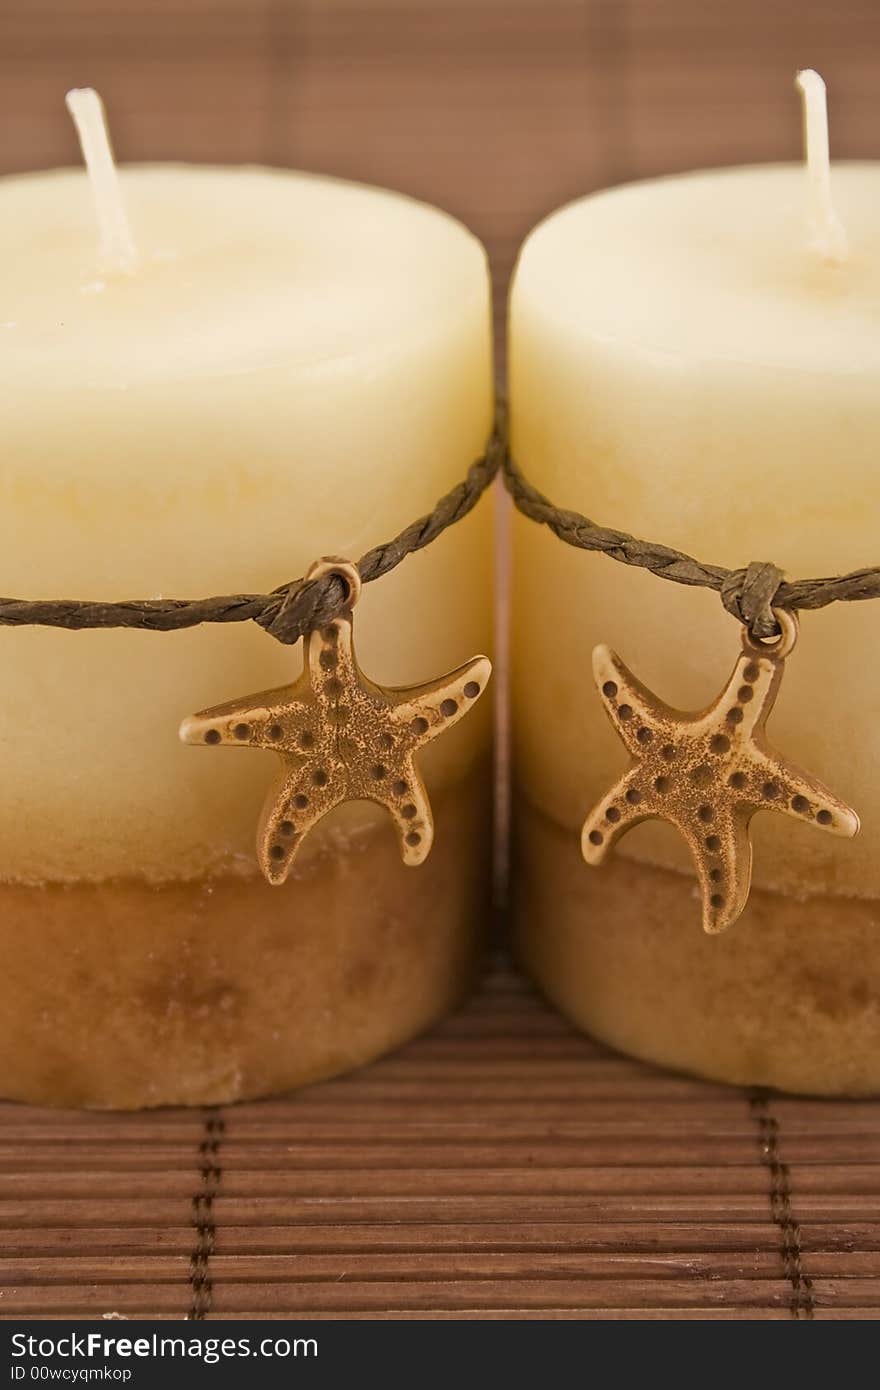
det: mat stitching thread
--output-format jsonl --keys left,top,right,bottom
{"left": 188, "top": 1109, "right": 225, "bottom": 1320}
{"left": 750, "top": 1091, "right": 815, "bottom": 1319}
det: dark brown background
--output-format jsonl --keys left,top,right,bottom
{"left": 2, "top": 0, "right": 878, "bottom": 338}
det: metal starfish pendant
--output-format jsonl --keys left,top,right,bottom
{"left": 180, "top": 558, "right": 491, "bottom": 885}
{"left": 581, "top": 612, "right": 859, "bottom": 934}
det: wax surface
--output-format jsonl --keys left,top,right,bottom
{"left": 514, "top": 164, "right": 880, "bottom": 374}
{"left": 511, "top": 163, "right": 880, "bottom": 899}
{"left": 0, "top": 166, "right": 493, "bottom": 881}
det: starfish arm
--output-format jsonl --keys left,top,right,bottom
{"left": 392, "top": 655, "right": 492, "bottom": 747}
{"left": 749, "top": 749, "right": 860, "bottom": 840}
{"left": 377, "top": 757, "right": 435, "bottom": 867}
{"left": 675, "top": 807, "right": 754, "bottom": 935}
{"left": 592, "top": 646, "right": 670, "bottom": 758}
{"left": 581, "top": 768, "right": 654, "bottom": 864}
{"left": 256, "top": 761, "right": 345, "bottom": 885}
{"left": 306, "top": 616, "right": 357, "bottom": 700}
{"left": 179, "top": 683, "right": 312, "bottom": 752}
{"left": 709, "top": 650, "right": 784, "bottom": 741}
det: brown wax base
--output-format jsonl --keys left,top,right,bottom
{"left": 0, "top": 772, "right": 490, "bottom": 1109}
{"left": 513, "top": 797, "right": 880, "bottom": 1097}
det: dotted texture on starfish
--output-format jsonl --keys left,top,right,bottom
{"left": 581, "top": 628, "right": 859, "bottom": 935}
{"left": 180, "top": 563, "right": 490, "bottom": 886}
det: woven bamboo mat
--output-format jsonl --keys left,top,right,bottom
{"left": 1, "top": 962, "right": 879, "bottom": 1321}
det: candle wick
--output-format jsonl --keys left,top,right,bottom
{"left": 65, "top": 87, "right": 139, "bottom": 275}
{"left": 795, "top": 69, "right": 848, "bottom": 265}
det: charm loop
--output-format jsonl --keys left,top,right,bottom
{"left": 304, "top": 556, "right": 362, "bottom": 613}
{"left": 741, "top": 607, "right": 799, "bottom": 661}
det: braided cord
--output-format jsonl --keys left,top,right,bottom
{"left": 0, "top": 424, "right": 504, "bottom": 646}
{"left": 502, "top": 451, "right": 880, "bottom": 639}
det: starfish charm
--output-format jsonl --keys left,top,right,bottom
{"left": 180, "top": 558, "right": 491, "bottom": 885}
{"left": 581, "top": 612, "right": 859, "bottom": 934}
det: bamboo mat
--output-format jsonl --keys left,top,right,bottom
{"left": 1, "top": 962, "right": 879, "bottom": 1321}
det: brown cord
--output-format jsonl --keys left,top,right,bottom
{"left": 503, "top": 451, "right": 880, "bottom": 640}
{"left": 189, "top": 1110, "right": 225, "bottom": 1321}
{"left": 0, "top": 423, "right": 504, "bottom": 647}
{"left": 749, "top": 1092, "right": 815, "bottom": 1319}
{"left": 0, "top": 412, "right": 876, "bottom": 645}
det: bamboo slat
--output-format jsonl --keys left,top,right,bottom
{"left": 0, "top": 961, "right": 878, "bottom": 1321}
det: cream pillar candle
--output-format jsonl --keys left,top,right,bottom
{"left": 0, "top": 93, "right": 494, "bottom": 1108}
{"left": 510, "top": 72, "right": 880, "bottom": 1096}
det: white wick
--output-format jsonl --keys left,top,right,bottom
{"left": 795, "top": 69, "right": 848, "bottom": 264}
{"left": 65, "top": 87, "right": 139, "bottom": 274}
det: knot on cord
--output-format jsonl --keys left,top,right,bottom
{"left": 256, "top": 571, "right": 354, "bottom": 646}
{"left": 720, "top": 561, "right": 786, "bottom": 640}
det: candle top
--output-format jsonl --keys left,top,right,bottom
{"left": 0, "top": 165, "right": 488, "bottom": 388}
{"left": 512, "top": 163, "right": 880, "bottom": 373}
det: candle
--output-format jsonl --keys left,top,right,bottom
{"left": 0, "top": 92, "right": 494, "bottom": 1108}
{"left": 510, "top": 72, "right": 880, "bottom": 1096}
